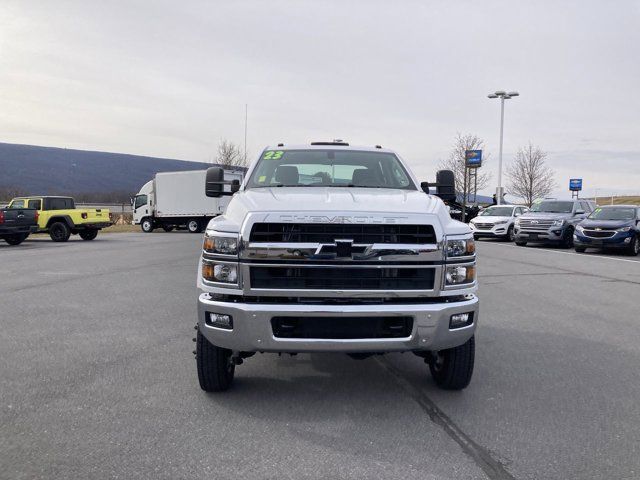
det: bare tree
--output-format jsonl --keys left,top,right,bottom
{"left": 0, "top": 185, "right": 28, "bottom": 203}
{"left": 215, "top": 139, "right": 248, "bottom": 168}
{"left": 438, "top": 133, "right": 491, "bottom": 202}
{"left": 506, "top": 143, "right": 556, "bottom": 206}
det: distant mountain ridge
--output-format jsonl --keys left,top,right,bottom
{"left": 0, "top": 142, "right": 220, "bottom": 197}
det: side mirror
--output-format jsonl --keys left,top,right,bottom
{"left": 205, "top": 167, "right": 225, "bottom": 198}
{"left": 231, "top": 179, "right": 240, "bottom": 193}
{"left": 130, "top": 197, "right": 134, "bottom": 206}
{"left": 420, "top": 181, "right": 430, "bottom": 194}
{"left": 435, "top": 170, "right": 456, "bottom": 202}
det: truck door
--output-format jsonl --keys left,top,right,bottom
{"left": 133, "top": 194, "right": 149, "bottom": 224}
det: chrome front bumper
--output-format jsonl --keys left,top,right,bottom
{"left": 515, "top": 228, "right": 564, "bottom": 242}
{"left": 197, "top": 293, "right": 478, "bottom": 353}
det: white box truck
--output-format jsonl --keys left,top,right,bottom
{"left": 132, "top": 169, "right": 243, "bottom": 233}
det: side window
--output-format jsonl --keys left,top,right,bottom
{"left": 134, "top": 195, "right": 148, "bottom": 209}
{"left": 580, "top": 201, "right": 591, "bottom": 213}
{"left": 49, "top": 198, "right": 73, "bottom": 210}
{"left": 28, "top": 199, "right": 41, "bottom": 209}
{"left": 10, "top": 199, "right": 25, "bottom": 209}
{"left": 514, "top": 207, "right": 522, "bottom": 216}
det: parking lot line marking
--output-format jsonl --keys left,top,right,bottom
{"left": 482, "top": 242, "right": 640, "bottom": 264}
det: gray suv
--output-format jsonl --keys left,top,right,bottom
{"left": 514, "top": 199, "right": 596, "bottom": 248}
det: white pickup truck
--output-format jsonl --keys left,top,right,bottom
{"left": 195, "top": 142, "right": 478, "bottom": 392}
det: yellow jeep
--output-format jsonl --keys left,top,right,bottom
{"left": 8, "top": 196, "right": 112, "bottom": 242}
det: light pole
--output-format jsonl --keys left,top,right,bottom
{"left": 488, "top": 90, "right": 519, "bottom": 205}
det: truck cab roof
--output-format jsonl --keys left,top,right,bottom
{"left": 265, "top": 143, "right": 395, "bottom": 154}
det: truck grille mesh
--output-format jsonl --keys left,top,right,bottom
{"left": 249, "top": 223, "right": 436, "bottom": 244}
{"left": 250, "top": 266, "right": 435, "bottom": 290}
{"left": 518, "top": 219, "right": 555, "bottom": 230}
{"left": 271, "top": 316, "right": 413, "bottom": 339}
{"left": 473, "top": 222, "right": 494, "bottom": 230}
{"left": 582, "top": 229, "right": 616, "bottom": 238}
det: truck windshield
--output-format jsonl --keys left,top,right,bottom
{"left": 530, "top": 201, "right": 574, "bottom": 213}
{"left": 480, "top": 206, "right": 513, "bottom": 216}
{"left": 246, "top": 149, "right": 415, "bottom": 190}
{"left": 588, "top": 207, "right": 635, "bottom": 220}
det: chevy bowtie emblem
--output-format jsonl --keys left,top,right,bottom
{"left": 316, "top": 239, "right": 370, "bottom": 258}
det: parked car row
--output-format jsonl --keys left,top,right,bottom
{"left": 470, "top": 198, "right": 640, "bottom": 256}
{"left": 0, "top": 196, "right": 112, "bottom": 245}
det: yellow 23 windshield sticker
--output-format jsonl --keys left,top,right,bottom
{"left": 263, "top": 150, "right": 284, "bottom": 160}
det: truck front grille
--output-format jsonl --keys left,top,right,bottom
{"left": 249, "top": 223, "right": 436, "bottom": 244}
{"left": 473, "top": 222, "right": 494, "bottom": 230}
{"left": 582, "top": 229, "right": 616, "bottom": 238}
{"left": 518, "top": 219, "right": 555, "bottom": 230}
{"left": 271, "top": 316, "right": 413, "bottom": 339}
{"left": 250, "top": 266, "right": 435, "bottom": 290}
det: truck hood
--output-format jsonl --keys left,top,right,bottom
{"left": 471, "top": 215, "right": 511, "bottom": 223}
{"left": 519, "top": 212, "right": 573, "bottom": 221}
{"left": 211, "top": 187, "right": 467, "bottom": 235}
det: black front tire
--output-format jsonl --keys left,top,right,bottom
{"left": 196, "top": 330, "right": 235, "bottom": 392}
{"left": 141, "top": 218, "right": 154, "bottom": 233}
{"left": 79, "top": 229, "right": 99, "bottom": 241}
{"left": 162, "top": 225, "right": 175, "bottom": 232}
{"left": 506, "top": 225, "right": 515, "bottom": 242}
{"left": 49, "top": 222, "right": 71, "bottom": 242}
{"left": 429, "top": 336, "right": 475, "bottom": 390}
{"left": 4, "top": 233, "right": 29, "bottom": 245}
{"left": 560, "top": 227, "right": 574, "bottom": 248}
{"left": 628, "top": 236, "right": 640, "bottom": 256}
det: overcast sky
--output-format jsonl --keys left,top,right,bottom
{"left": 1, "top": 0, "right": 639, "bottom": 198}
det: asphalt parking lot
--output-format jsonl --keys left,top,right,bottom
{"left": 1, "top": 233, "right": 639, "bottom": 480}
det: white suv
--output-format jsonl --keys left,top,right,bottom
{"left": 470, "top": 205, "right": 528, "bottom": 241}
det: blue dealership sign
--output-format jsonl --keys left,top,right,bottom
{"left": 465, "top": 150, "right": 482, "bottom": 168}
{"left": 569, "top": 178, "right": 582, "bottom": 191}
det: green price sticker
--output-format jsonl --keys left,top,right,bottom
{"left": 263, "top": 150, "right": 284, "bottom": 160}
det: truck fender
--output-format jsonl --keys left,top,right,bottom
{"left": 46, "top": 215, "right": 75, "bottom": 229}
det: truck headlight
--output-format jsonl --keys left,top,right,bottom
{"left": 494, "top": 219, "right": 508, "bottom": 225}
{"left": 445, "top": 265, "right": 475, "bottom": 285}
{"left": 446, "top": 238, "right": 475, "bottom": 258}
{"left": 203, "top": 232, "right": 238, "bottom": 255}
{"left": 617, "top": 226, "right": 631, "bottom": 232}
{"left": 552, "top": 219, "right": 565, "bottom": 226}
{"left": 202, "top": 261, "right": 238, "bottom": 284}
